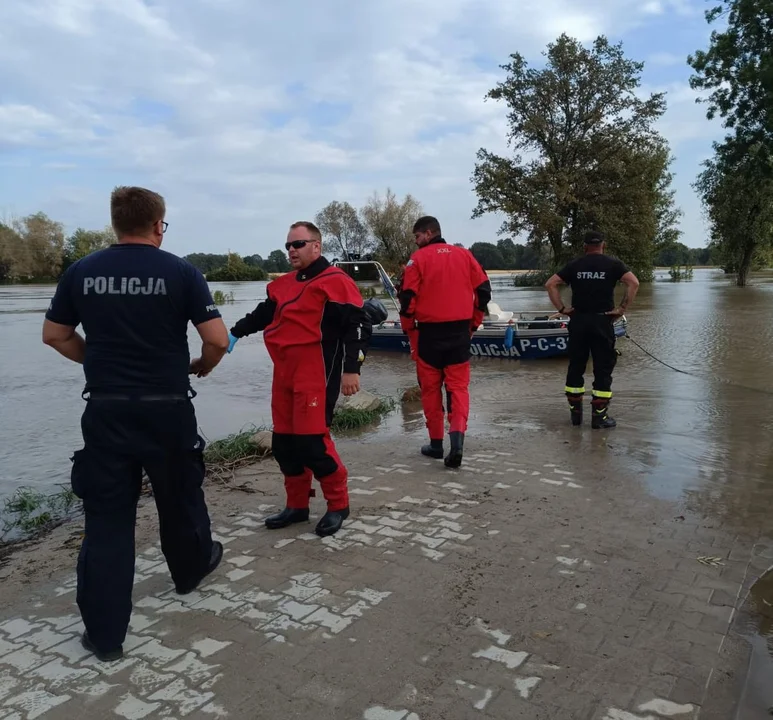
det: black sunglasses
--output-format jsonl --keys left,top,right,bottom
{"left": 285, "top": 239, "right": 315, "bottom": 251}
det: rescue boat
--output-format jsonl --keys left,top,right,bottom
{"left": 332, "top": 259, "right": 627, "bottom": 360}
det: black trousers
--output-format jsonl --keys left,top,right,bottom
{"left": 70, "top": 394, "right": 214, "bottom": 652}
{"left": 565, "top": 313, "right": 617, "bottom": 396}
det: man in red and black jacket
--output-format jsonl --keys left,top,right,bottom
{"left": 399, "top": 216, "right": 491, "bottom": 468}
{"left": 228, "top": 221, "right": 372, "bottom": 537}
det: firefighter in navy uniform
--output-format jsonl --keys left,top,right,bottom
{"left": 544, "top": 230, "right": 640, "bottom": 428}
{"left": 42, "top": 186, "right": 230, "bottom": 663}
{"left": 399, "top": 216, "right": 491, "bottom": 467}
{"left": 227, "top": 221, "right": 372, "bottom": 537}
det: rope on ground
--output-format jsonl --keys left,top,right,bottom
{"left": 624, "top": 334, "right": 693, "bottom": 376}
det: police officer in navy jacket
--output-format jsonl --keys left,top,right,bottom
{"left": 42, "top": 186, "right": 230, "bottom": 662}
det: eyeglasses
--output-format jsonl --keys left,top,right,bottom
{"left": 285, "top": 239, "right": 314, "bottom": 251}
{"left": 161, "top": 221, "right": 168, "bottom": 234}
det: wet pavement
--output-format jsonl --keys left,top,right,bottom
{"left": 0, "top": 431, "right": 771, "bottom": 719}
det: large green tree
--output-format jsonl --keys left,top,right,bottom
{"left": 471, "top": 34, "right": 681, "bottom": 278}
{"left": 694, "top": 140, "right": 773, "bottom": 286}
{"left": 0, "top": 223, "right": 23, "bottom": 281}
{"left": 205, "top": 252, "right": 267, "bottom": 281}
{"left": 654, "top": 242, "right": 713, "bottom": 267}
{"left": 469, "top": 242, "right": 506, "bottom": 270}
{"left": 185, "top": 253, "right": 229, "bottom": 273}
{"left": 62, "top": 226, "right": 115, "bottom": 270}
{"left": 688, "top": 0, "right": 773, "bottom": 285}
{"left": 3, "top": 212, "right": 66, "bottom": 280}
{"left": 262, "top": 249, "right": 291, "bottom": 273}
{"left": 688, "top": 0, "right": 773, "bottom": 173}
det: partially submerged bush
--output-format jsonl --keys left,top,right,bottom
{"left": 203, "top": 425, "right": 271, "bottom": 483}
{"left": 1, "top": 485, "right": 79, "bottom": 543}
{"left": 212, "top": 289, "right": 235, "bottom": 305}
{"left": 331, "top": 398, "right": 396, "bottom": 431}
{"left": 668, "top": 265, "right": 694, "bottom": 282}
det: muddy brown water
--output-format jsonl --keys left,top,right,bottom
{"left": 3, "top": 268, "right": 773, "bottom": 521}
{"left": 2, "top": 267, "right": 773, "bottom": 705}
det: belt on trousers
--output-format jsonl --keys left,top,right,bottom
{"left": 82, "top": 389, "right": 196, "bottom": 401}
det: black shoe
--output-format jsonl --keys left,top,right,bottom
{"left": 591, "top": 401, "right": 617, "bottom": 429}
{"left": 315, "top": 507, "right": 350, "bottom": 537}
{"left": 567, "top": 394, "right": 583, "bottom": 426}
{"left": 592, "top": 413, "right": 617, "bottom": 429}
{"left": 81, "top": 631, "right": 123, "bottom": 662}
{"left": 264, "top": 507, "right": 310, "bottom": 530}
{"left": 421, "top": 439, "right": 444, "bottom": 459}
{"left": 444, "top": 431, "right": 464, "bottom": 468}
{"left": 175, "top": 541, "right": 224, "bottom": 595}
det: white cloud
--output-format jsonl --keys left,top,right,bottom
{"left": 642, "top": 1, "right": 665, "bottom": 14}
{"left": 648, "top": 51, "right": 688, "bottom": 67}
{"left": 0, "top": 0, "right": 721, "bottom": 253}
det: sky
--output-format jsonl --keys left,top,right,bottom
{"left": 0, "top": 0, "right": 725, "bottom": 257}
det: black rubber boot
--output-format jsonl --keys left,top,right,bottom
{"left": 567, "top": 394, "right": 583, "bottom": 426}
{"left": 264, "top": 507, "right": 310, "bottom": 529}
{"left": 81, "top": 632, "right": 123, "bottom": 662}
{"left": 591, "top": 399, "right": 616, "bottom": 429}
{"left": 421, "top": 439, "right": 444, "bottom": 459}
{"left": 315, "top": 507, "right": 350, "bottom": 537}
{"left": 444, "top": 431, "right": 464, "bottom": 468}
{"left": 176, "top": 541, "right": 224, "bottom": 595}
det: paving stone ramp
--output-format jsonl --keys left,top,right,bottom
{"left": 0, "top": 438, "right": 770, "bottom": 720}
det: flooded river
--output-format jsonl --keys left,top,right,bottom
{"left": 3, "top": 268, "right": 773, "bottom": 510}
{"left": 3, "top": 268, "right": 773, "bottom": 533}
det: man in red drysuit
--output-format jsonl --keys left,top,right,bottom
{"left": 227, "top": 221, "right": 373, "bottom": 536}
{"left": 399, "top": 216, "right": 491, "bottom": 468}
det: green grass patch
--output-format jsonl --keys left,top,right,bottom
{"left": 202, "top": 424, "right": 271, "bottom": 484}
{"left": 204, "top": 426, "right": 269, "bottom": 464}
{"left": 1, "top": 485, "right": 79, "bottom": 542}
{"left": 330, "top": 396, "right": 397, "bottom": 432}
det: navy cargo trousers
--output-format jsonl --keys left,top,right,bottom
{"left": 70, "top": 392, "right": 215, "bottom": 653}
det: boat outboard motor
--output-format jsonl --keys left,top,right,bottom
{"left": 363, "top": 298, "right": 388, "bottom": 326}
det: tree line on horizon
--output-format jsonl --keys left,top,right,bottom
{"left": 0, "top": 213, "right": 297, "bottom": 284}
{"left": 0, "top": 213, "right": 116, "bottom": 283}
{"left": 0, "top": 204, "right": 716, "bottom": 284}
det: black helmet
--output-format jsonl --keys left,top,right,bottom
{"left": 363, "top": 297, "right": 388, "bottom": 325}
